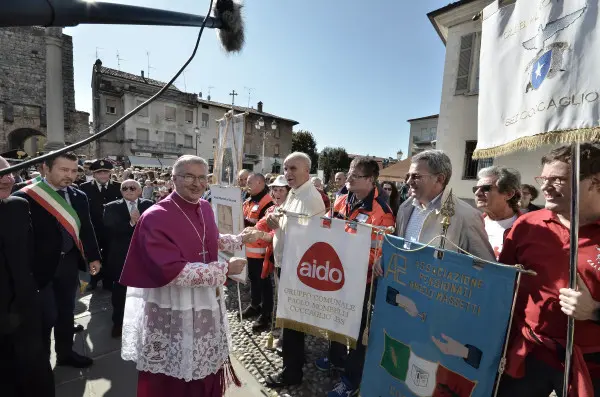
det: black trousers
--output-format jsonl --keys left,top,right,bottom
{"left": 326, "top": 286, "right": 372, "bottom": 388}
{"left": 112, "top": 282, "right": 127, "bottom": 327}
{"left": 40, "top": 250, "right": 79, "bottom": 358}
{"left": 282, "top": 327, "right": 305, "bottom": 381}
{"left": 0, "top": 335, "right": 55, "bottom": 397}
{"left": 247, "top": 257, "right": 274, "bottom": 317}
{"left": 497, "top": 355, "right": 600, "bottom": 397}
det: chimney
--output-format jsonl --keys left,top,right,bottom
{"left": 199, "top": 92, "right": 203, "bottom": 98}
{"left": 141, "top": 70, "right": 144, "bottom": 79}
{"left": 257, "top": 101, "right": 263, "bottom": 113}
{"left": 207, "top": 94, "right": 211, "bottom": 101}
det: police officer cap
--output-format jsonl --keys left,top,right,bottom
{"left": 0, "top": 149, "right": 29, "bottom": 161}
{"left": 90, "top": 159, "right": 114, "bottom": 172}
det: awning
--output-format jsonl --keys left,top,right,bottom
{"left": 158, "top": 158, "right": 176, "bottom": 168}
{"left": 378, "top": 157, "right": 412, "bottom": 183}
{"left": 128, "top": 156, "right": 163, "bottom": 168}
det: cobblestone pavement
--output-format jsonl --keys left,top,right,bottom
{"left": 224, "top": 280, "right": 342, "bottom": 397}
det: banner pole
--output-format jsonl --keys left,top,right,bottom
{"left": 562, "top": 142, "right": 580, "bottom": 397}
{"left": 493, "top": 268, "right": 524, "bottom": 397}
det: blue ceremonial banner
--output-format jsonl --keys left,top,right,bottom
{"left": 360, "top": 236, "right": 518, "bottom": 397}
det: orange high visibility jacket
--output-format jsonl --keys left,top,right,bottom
{"left": 332, "top": 186, "right": 395, "bottom": 283}
{"left": 243, "top": 189, "right": 274, "bottom": 258}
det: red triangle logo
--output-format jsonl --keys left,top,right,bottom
{"left": 297, "top": 242, "right": 345, "bottom": 291}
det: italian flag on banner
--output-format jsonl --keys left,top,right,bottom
{"left": 380, "top": 331, "right": 476, "bottom": 397}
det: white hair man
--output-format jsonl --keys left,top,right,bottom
{"left": 264, "top": 151, "right": 326, "bottom": 388}
{"left": 118, "top": 155, "right": 256, "bottom": 397}
{"left": 103, "top": 179, "right": 154, "bottom": 338}
{"left": 474, "top": 166, "right": 522, "bottom": 259}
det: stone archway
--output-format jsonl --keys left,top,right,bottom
{"left": 8, "top": 128, "right": 46, "bottom": 155}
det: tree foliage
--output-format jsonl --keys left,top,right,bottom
{"left": 319, "top": 147, "right": 351, "bottom": 183}
{"left": 291, "top": 130, "right": 319, "bottom": 173}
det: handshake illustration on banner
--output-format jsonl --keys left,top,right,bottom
{"left": 386, "top": 286, "right": 427, "bottom": 322}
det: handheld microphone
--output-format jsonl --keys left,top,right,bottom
{"left": 213, "top": 0, "right": 245, "bottom": 53}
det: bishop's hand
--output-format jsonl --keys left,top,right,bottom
{"left": 228, "top": 257, "right": 247, "bottom": 276}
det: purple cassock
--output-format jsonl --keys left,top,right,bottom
{"left": 119, "top": 192, "right": 240, "bottom": 397}
{"left": 120, "top": 192, "right": 219, "bottom": 288}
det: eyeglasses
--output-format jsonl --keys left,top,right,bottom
{"left": 535, "top": 176, "right": 567, "bottom": 187}
{"left": 347, "top": 173, "right": 369, "bottom": 180}
{"left": 472, "top": 184, "right": 495, "bottom": 194}
{"left": 176, "top": 174, "right": 208, "bottom": 184}
{"left": 405, "top": 173, "right": 434, "bottom": 182}
{"left": 121, "top": 186, "right": 137, "bottom": 191}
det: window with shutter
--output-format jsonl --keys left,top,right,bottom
{"left": 456, "top": 33, "right": 475, "bottom": 95}
{"left": 165, "top": 132, "right": 176, "bottom": 144}
{"left": 137, "top": 100, "right": 148, "bottom": 117}
{"left": 165, "top": 106, "right": 176, "bottom": 121}
{"left": 185, "top": 110, "right": 193, "bottom": 123}
{"left": 274, "top": 144, "right": 280, "bottom": 156}
{"left": 136, "top": 128, "right": 149, "bottom": 142}
{"left": 106, "top": 98, "right": 117, "bottom": 114}
{"left": 463, "top": 140, "right": 493, "bottom": 179}
{"left": 184, "top": 135, "right": 193, "bottom": 148}
{"left": 202, "top": 113, "right": 209, "bottom": 128}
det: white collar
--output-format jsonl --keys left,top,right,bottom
{"left": 412, "top": 191, "right": 443, "bottom": 211}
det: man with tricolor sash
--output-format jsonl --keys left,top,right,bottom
{"left": 13, "top": 151, "right": 101, "bottom": 369}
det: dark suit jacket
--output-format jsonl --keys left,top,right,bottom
{"left": 79, "top": 180, "right": 121, "bottom": 249}
{"left": 13, "top": 184, "right": 101, "bottom": 289}
{"left": 10, "top": 181, "right": 27, "bottom": 193}
{"left": 103, "top": 198, "right": 153, "bottom": 279}
{"left": 0, "top": 197, "right": 39, "bottom": 335}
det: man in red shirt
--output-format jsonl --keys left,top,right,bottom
{"left": 498, "top": 143, "right": 600, "bottom": 397}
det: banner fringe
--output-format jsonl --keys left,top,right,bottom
{"left": 472, "top": 128, "right": 600, "bottom": 159}
{"left": 275, "top": 318, "right": 357, "bottom": 349}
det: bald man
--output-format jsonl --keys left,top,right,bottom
{"left": 334, "top": 172, "right": 348, "bottom": 199}
{"left": 0, "top": 156, "right": 55, "bottom": 396}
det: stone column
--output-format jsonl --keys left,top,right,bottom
{"left": 44, "top": 27, "right": 66, "bottom": 150}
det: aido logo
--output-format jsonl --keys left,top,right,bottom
{"left": 297, "top": 242, "right": 345, "bottom": 291}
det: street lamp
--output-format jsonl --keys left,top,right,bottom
{"left": 255, "top": 118, "right": 279, "bottom": 173}
{"left": 194, "top": 126, "right": 201, "bottom": 156}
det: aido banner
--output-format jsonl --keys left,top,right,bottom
{"left": 360, "top": 236, "right": 518, "bottom": 397}
{"left": 276, "top": 216, "right": 371, "bottom": 348}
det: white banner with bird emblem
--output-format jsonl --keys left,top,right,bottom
{"left": 475, "top": 0, "right": 600, "bottom": 158}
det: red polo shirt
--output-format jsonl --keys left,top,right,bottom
{"left": 499, "top": 209, "right": 600, "bottom": 395}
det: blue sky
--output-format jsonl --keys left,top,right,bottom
{"left": 65, "top": 0, "right": 449, "bottom": 159}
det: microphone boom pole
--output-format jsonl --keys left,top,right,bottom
{"left": 0, "top": 0, "right": 245, "bottom": 176}
{"left": 0, "top": 0, "right": 222, "bottom": 28}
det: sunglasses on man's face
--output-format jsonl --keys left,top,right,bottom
{"left": 121, "top": 186, "right": 137, "bottom": 192}
{"left": 472, "top": 184, "right": 494, "bottom": 194}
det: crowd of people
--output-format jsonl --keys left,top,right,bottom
{"left": 1, "top": 143, "right": 600, "bottom": 397}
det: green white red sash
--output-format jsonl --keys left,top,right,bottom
{"left": 21, "top": 181, "right": 85, "bottom": 257}
{"left": 25, "top": 175, "right": 43, "bottom": 185}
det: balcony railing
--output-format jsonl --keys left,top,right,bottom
{"left": 133, "top": 140, "right": 183, "bottom": 154}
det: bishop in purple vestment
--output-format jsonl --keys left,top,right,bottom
{"left": 119, "top": 155, "right": 250, "bottom": 397}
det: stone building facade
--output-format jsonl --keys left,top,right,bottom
{"left": 91, "top": 60, "right": 298, "bottom": 172}
{"left": 0, "top": 27, "right": 91, "bottom": 158}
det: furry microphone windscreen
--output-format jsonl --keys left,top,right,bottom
{"left": 213, "top": 0, "right": 245, "bottom": 53}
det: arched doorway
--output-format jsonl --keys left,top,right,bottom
{"left": 8, "top": 128, "right": 46, "bottom": 156}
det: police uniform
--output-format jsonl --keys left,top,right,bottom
{"left": 79, "top": 159, "right": 121, "bottom": 289}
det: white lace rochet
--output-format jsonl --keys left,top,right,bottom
{"left": 121, "top": 234, "right": 241, "bottom": 381}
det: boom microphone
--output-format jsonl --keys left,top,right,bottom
{"left": 213, "top": 0, "right": 245, "bottom": 53}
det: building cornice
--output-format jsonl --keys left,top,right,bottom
{"left": 428, "top": 0, "right": 488, "bottom": 45}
